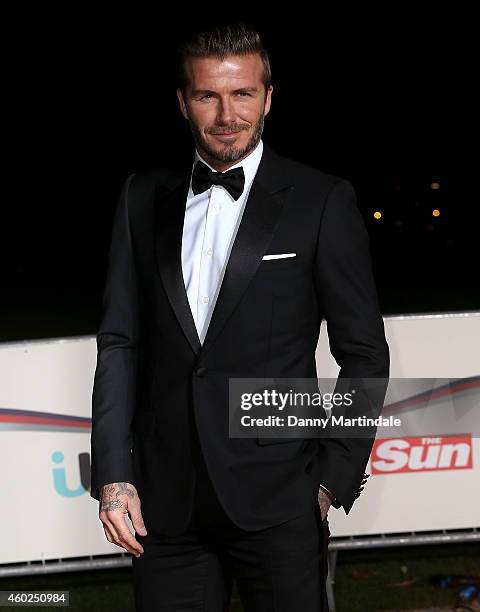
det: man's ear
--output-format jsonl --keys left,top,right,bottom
{"left": 176, "top": 88, "right": 188, "bottom": 120}
{"left": 264, "top": 85, "right": 273, "bottom": 117}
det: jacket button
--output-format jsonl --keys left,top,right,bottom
{"left": 195, "top": 366, "right": 208, "bottom": 377}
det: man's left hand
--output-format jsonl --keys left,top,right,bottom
{"left": 318, "top": 487, "right": 332, "bottom": 522}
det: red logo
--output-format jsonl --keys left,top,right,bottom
{"left": 371, "top": 435, "right": 473, "bottom": 474}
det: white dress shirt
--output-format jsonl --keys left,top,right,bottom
{"left": 181, "top": 139, "right": 264, "bottom": 344}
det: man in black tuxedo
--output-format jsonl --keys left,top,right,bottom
{"left": 90, "top": 22, "right": 389, "bottom": 611}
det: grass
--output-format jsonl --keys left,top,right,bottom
{"left": 334, "top": 542, "right": 480, "bottom": 611}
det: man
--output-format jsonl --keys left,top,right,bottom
{"left": 90, "top": 22, "right": 389, "bottom": 611}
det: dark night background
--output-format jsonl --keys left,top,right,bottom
{"left": 2, "top": 10, "right": 478, "bottom": 342}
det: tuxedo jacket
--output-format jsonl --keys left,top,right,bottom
{"left": 90, "top": 142, "right": 390, "bottom": 537}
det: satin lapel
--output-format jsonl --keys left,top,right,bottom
{"left": 153, "top": 172, "right": 202, "bottom": 356}
{"left": 200, "top": 154, "right": 294, "bottom": 355}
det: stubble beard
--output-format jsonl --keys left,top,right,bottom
{"left": 189, "top": 113, "right": 265, "bottom": 165}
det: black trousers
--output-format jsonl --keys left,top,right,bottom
{"left": 132, "top": 450, "right": 328, "bottom": 611}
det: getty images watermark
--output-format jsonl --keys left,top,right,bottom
{"left": 228, "top": 377, "right": 480, "bottom": 439}
{"left": 238, "top": 387, "right": 400, "bottom": 428}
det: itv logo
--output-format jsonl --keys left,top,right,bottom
{"left": 52, "top": 450, "right": 91, "bottom": 497}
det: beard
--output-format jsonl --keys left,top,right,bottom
{"left": 188, "top": 112, "right": 265, "bottom": 165}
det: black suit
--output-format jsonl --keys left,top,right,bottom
{"left": 90, "top": 142, "right": 389, "bottom": 607}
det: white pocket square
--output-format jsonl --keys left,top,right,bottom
{"left": 262, "top": 253, "right": 297, "bottom": 260}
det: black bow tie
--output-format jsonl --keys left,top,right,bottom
{"left": 192, "top": 160, "right": 245, "bottom": 201}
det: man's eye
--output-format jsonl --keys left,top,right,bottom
{"left": 237, "top": 92, "right": 250, "bottom": 97}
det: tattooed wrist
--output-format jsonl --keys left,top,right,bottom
{"left": 100, "top": 482, "right": 135, "bottom": 511}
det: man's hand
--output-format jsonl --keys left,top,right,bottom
{"left": 318, "top": 486, "right": 333, "bottom": 522}
{"left": 99, "top": 482, "right": 147, "bottom": 558}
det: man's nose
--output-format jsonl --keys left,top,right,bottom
{"left": 216, "top": 98, "right": 235, "bottom": 124}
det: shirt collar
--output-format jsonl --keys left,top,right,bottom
{"left": 192, "top": 139, "right": 264, "bottom": 192}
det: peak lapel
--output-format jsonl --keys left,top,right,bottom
{"left": 153, "top": 171, "right": 202, "bottom": 357}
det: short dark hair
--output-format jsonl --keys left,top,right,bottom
{"left": 177, "top": 22, "right": 272, "bottom": 93}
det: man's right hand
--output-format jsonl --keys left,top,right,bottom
{"left": 99, "top": 482, "right": 147, "bottom": 558}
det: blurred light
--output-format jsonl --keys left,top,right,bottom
{"left": 430, "top": 182, "right": 441, "bottom": 190}
{"left": 432, "top": 208, "right": 440, "bottom": 217}
{"left": 373, "top": 211, "right": 382, "bottom": 220}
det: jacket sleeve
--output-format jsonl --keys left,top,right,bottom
{"left": 313, "top": 178, "right": 390, "bottom": 514}
{"left": 90, "top": 173, "right": 139, "bottom": 501}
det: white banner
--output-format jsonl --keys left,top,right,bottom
{"left": 317, "top": 312, "right": 480, "bottom": 536}
{"left": 0, "top": 337, "right": 121, "bottom": 564}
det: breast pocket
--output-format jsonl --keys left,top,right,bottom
{"left": 257, "top": 253, "right": 300, "bottom": 287}
{"left": 260, "top": 255, "right": 298, "bottom": 269}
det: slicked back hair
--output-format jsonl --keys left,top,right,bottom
{"left": 177, "top": 22, "right": 272, "bottom": 94}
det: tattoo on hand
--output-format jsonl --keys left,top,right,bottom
{"left": 100, "top": 482, "right": 135, "bottom": 512}
{"left": 318, "top": 490, "right": 332, "bottom": 521}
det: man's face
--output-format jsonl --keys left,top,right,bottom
{"left": 177, "top": 53, "right": 273, "bottom": 170}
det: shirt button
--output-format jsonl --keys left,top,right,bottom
{"left": 206, "top": 248, "right": 213, "bottom": 256}
{"left": 195, "top": 366, "right": 208, "bottom": 377}
{"left": 202, "top": 296, "right": 209, "bottom": 304}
